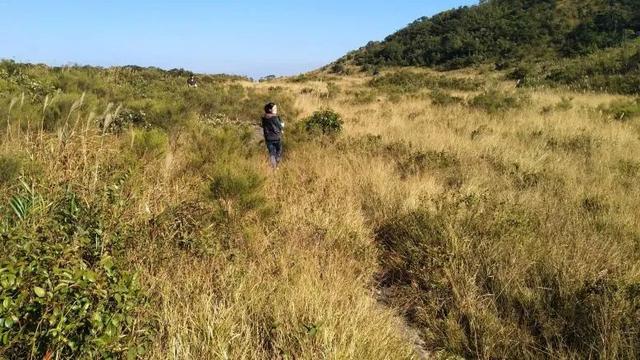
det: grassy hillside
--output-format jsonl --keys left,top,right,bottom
{"left": 339, "top": 0, "right": 640, "bottom": 94}
{"left": 2, "top": 61, "right": 640, "bottom": 358}
{"left": 514, "top": 38, "right": 640, "bottom": 94}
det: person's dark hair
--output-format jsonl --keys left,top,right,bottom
{"left": 264, "top": 102, "right": 276, "bottom": 114}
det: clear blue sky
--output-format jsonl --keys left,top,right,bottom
{"left": 0, "top": 0, "right": 478, "bottom": 78}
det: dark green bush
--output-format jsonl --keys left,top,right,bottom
{"left": 329, "top": 62, "right": 350, "bottom": 75}
{"left": 507, "top": 64, "right": 535, "bottom": 82}
{"left": 287, "top": 74, "right": 314, "bottom": 83}
{"left": 304, "top": 109, "right": 343, "bottom": 135}
{"left": 542, "top": 97, "right": 574, "bottom": 115}
{"left": 104, "top": 109, "right": 149, "bottom": 133}
{"left": 351, "top": 0, "right": 638, "bottom": 73}
{"left": 360, "top": 64, "right": 381, "bottom": 76}
{"left": 0, "top": 186, "right": 149, "bottom": 359}
{"left": 42, "top": 94, "right": 78, "bottom": 131}
{"left": 524, "top": 41, "right": 640, "bottom": 94}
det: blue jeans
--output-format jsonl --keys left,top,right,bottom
{"left": 266, "top": 140, "right": 282, "bottom": 168}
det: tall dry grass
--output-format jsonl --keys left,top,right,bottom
{"left": 2, "top": 66, "right": 639, "bottom": 359}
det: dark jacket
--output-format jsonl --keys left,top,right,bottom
{"left": 261, "top": 113, "right": 283, "bottom": 141}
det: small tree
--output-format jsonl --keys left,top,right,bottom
{"left": 304, "top": 109, "right": 343, "bottom": 135}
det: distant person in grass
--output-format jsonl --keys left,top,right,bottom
{"left": 187, "top": 75, "right": 198, "bottom": 88}
{"left": 261, "top": 102, "right": 284, "bottom": 169}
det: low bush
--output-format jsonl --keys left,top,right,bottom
{"left": 429, "top": 90, "right": 463, "bottom": 107}
{"left": 546, "top": 134, "right": 598, "bottom": 157}
{"left": 152, "top": 200, "right": 219, "bottom": 254}
{"left": 0, "top": 185, "right": 149, "bottom": 359}
{"left": 131, "top": 128, "right": 168, "bottom": 158}
{"left": 104, "top": 109, "right": 149, "bottom": 133}
{"left": 370, "top": 71, "right": 484, "bottom": 93}
{"left": 304, "top": 109, "right": 343, "bottom": 135}
{"left": 186, "top": 125, "right": 256, "bottom": 173}
{"left": 469, "top": 89, "right": 529, "bottom": 113}
{"left": 396, "top": 149, "right": 459, "bottom": 178}
{"left": 542, "top": 97, "right": 574, "bottom": 114}
{"left": 209, "top": 163, "right": 267, "bottom": 216}
{"left": 329, "top": 62, "right": 351, "bottom": 75}
{"left": 346, "top": 90, "right": 377, "bottom": 105}
{"left": 600, "top": 98, "right": 640, "bottom": 121}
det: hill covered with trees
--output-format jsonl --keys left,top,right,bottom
{"left": 342, "top": 0, "right": 640, "bottom": 93}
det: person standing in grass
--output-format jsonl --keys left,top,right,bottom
{"left": 187, "top": 75, "right": 198, "bottom": 88}
{"left": 261, "top": 102, "right": 284, "bottom": 169}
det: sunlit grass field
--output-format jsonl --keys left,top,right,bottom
{"left": 1, "top": 63, "right": 639, "bottom": 359}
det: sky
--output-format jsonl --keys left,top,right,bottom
{"left": 0, "top": 0, "right": 478, "bottom": 78}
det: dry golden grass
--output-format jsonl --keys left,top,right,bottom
{"left": 2, "top": 68, "right": 639, "bottom": 359}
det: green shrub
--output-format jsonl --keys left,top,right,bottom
{"left": 0, "top": 156, "right": 22, "bottom": 184}
{"left": 555, "top": 97, "right": 574, "bottom": 111}
{"left": 521, "top": 42, "right": 640, "bottom": 94}
{"left": 600, "top": 98, "right": 640, "bottom": 121}
{"left": 329, "top": 62, "right": 350, "bottom": 75}
{"left": 507, "top": 64, "right": 535, "bottom": 82}
{"left": 209, "top": 163, "right": 266, "bottom": 213}
{"left": 104, "top": 109, "right": 148, "bottom": 133}
{"left": 543, "top": 97, "right": 574, "bottom": 114}
{"left": 131, "top": 128, "right": 168, "bottom": 158}
{"left": 346, "top": 90, "right": 377, "bottom": 105}
{"left": 429, "top": 90, "right": 463, "bottom": 107}
{"left": 360, "top": 64, "right": 381, "bottom": 76}
{"left": 304, "top": 109, "right": 343, "bottom": 135}
{"left": 469, "top": 89, "right": 529, "bottom": 113}
{"left": 153, "top": 201, "right": 219, "bottom": 254}
{"left": 370, "top": 71, "right": 483, "bottom": 94}
{"left": 186, "top": 125, "right": 256, "bottom": 173}
{"left": 287, "top": 74, "right": 314, "bottom": 83}
{"left": 42, "top": 94, "right": 78, "bottom": 131}
{"left": 0, "top": 187, "right": 149, "bottom": 359}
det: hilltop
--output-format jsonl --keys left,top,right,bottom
{"left": 335, "top": 0, "right": 640, "bottom": 94}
